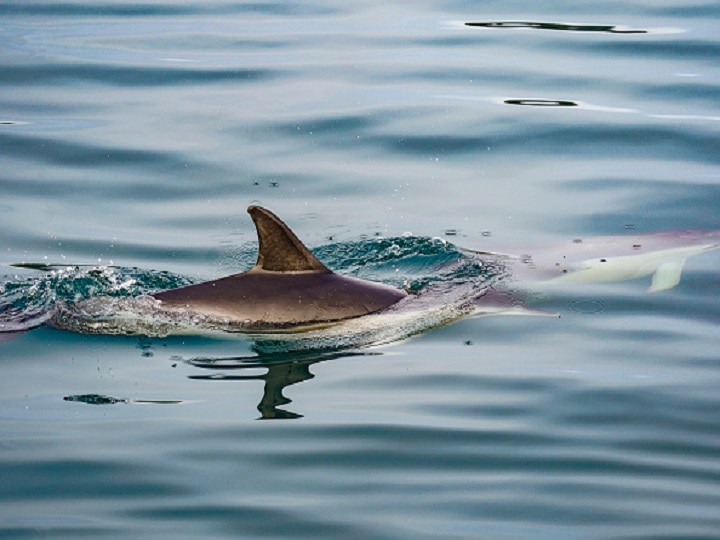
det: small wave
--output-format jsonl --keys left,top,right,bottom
{"left": 1, "top": 237, "right": 502, "bottom": 351}
{"left": 0, "top": 264, "right": 191, "bottom": 334}
{"left": 52, "top": 263, "right": 499, "bottom": 352}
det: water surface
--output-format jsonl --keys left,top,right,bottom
{"left": 1, "top": 1, "right": 719, "bottom": 538}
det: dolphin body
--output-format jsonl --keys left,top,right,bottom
{"left": 151, "top": 206, "right": 407, "bottom": 331}
{"left": 1, "top": 208, "right": 717, "bottom": 342}
{"left": 153, "top": 209, "right": 719, "bottom": 332}
{"left": 487, "top": 229, "right": 720, "bottom": 293}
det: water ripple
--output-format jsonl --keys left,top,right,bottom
{"left": 0, "top": 1, "right": 338, "bottom": 17}
{"left": 1, "top": 1, "right": 719, "bottom": 537}
{"left": 552, "top": 38, "right": 720, "bottom": 63}
{"left": 0, "top": 64, "right": 278, "bottom": 87}
{"left": 0, "top": 459, "right": 187, "bottom": 500}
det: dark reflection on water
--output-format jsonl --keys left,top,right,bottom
{"left": 505, "top": 99, "right": 578, "bottom": 107}
{"left": 64, "top": 393, "right": 127, "bottom": 405}
{"left": 185, "top": 351, "right": 378, "bottom": 419}
{"left": 63, "top": 394, "right": 183, "bottom": 405}
{"left": 466, "top": 21, "right": 647, "bottom": 34}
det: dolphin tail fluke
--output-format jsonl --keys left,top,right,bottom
{"left": 649, "top": 259, "right": 686, "bottom": 292}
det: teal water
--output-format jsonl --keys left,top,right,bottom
{"left": 2, "top": 1, "right": 720, "bottom": 538}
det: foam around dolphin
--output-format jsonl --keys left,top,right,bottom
{"left": 151, "top": 206, "right": 407, "bottom": 331}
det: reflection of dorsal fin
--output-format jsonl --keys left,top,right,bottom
{"left": 248, "top": 206, "right": 329, "bottom": 273}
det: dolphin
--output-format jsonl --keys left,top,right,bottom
{"left": 2, "top": 209, "right": 717, "bottom": 342}
{"left": 478, "top": 229, "right": 720, "bottom": 292}
{"left": 151, "top": 206, "right": 407, "bottom": 331}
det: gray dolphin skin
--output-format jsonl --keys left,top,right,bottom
{"left": 151, "top": 206, "right": 407, "bottom": 330}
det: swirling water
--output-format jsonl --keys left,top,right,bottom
{"left": 1, "top": 1, "right": 720, "bottom": 538}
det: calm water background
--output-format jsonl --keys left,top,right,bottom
{"left": 2, "top": 1, "right": 720, "bottom": 538}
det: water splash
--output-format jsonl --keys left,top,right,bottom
{"left": 0, "top": 265, "right": 191, "bottom": 333}
{"left": 1, "top": 237, "right": 503, "bottom": 351}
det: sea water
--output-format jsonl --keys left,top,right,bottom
{"left": 1, "top": 1, "right": 719, "bottom": 538}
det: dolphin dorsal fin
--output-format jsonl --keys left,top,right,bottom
{"left": 248, "top": 206, "right": 329, "bottom": 273}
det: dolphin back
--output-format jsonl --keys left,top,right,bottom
{"left": 151, "top": 205, "right": 407, "bottom": 330}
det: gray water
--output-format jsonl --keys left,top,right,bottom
{"left": 1, "top": 1, "right": 720, "bottom": 538}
